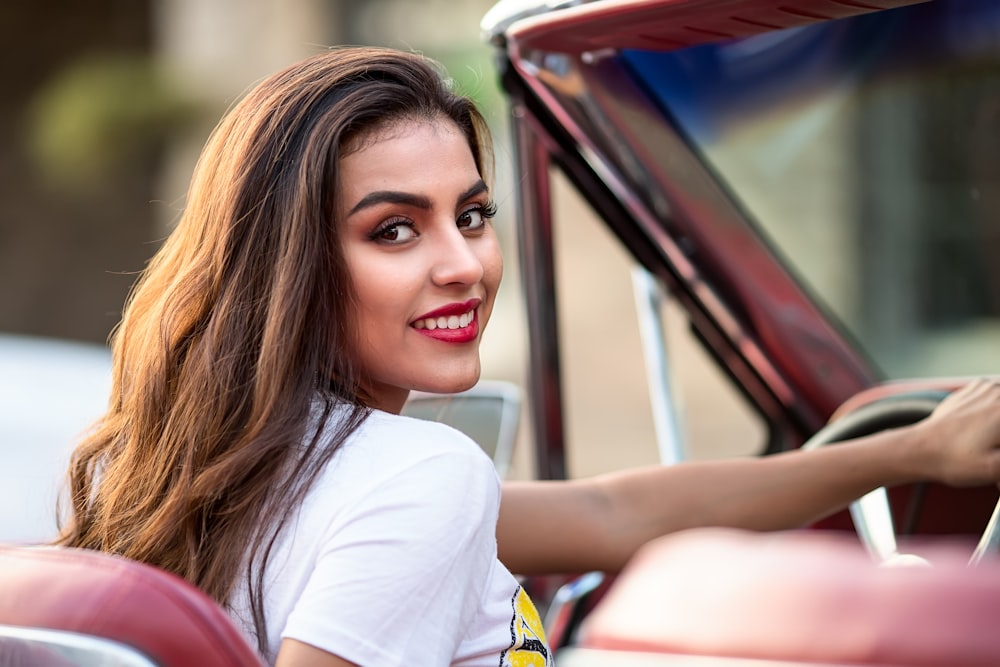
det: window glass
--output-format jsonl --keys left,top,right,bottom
{"left": 624, "top": 0, "right": 1000, "bottom": 379}
{"left": 550, "top": 170, "right": 764, "bottom": 474}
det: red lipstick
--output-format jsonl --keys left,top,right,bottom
{"left": 412, "top": 298, "right": 481, "bottom": 343}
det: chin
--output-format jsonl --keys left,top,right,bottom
{"left": 424, "top": 369, "right": 481, "bottom": 395}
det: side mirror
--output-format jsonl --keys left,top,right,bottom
{"left": 402, "top": 380, "right": 521, "bottom": 478}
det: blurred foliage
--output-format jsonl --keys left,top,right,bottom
{"left": 26, "top": 53, "right": 197, "bottom": 193}
{"left": 435, "top": 47, "right": 507, "bottom": 124}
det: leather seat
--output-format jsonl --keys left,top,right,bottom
{"left": 0, "top": 544, "right": 263, "bottom": 666}
{"left": 560, "top": 527, "right": 1000, "bottom": 666}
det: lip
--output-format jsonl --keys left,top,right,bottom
{"left": 411, "top": 298, "right": 482, "bottom": 344}
{"left": 413, "top": 298, "right": 482, "bottom": 321}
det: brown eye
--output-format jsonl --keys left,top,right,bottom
{"left": 370, "top": 220, "right": 417, "bottom": 244}
{"left": 457, "top": 209, "right": 484, "bottom": 230}
{"left": 458, "top": 201, "right": 496, "bottom": 231}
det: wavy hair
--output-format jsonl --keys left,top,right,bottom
{"left": 57, "top": 46, "right": 493, "bottom": 653}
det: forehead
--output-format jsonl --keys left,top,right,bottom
{"left": 341, "top": 115, "right": 475, "bottom": 167}
{"left": 337, "top": 118, "right": 480, "bottom": 202}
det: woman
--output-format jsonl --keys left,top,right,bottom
{"left": 58, "top": 46, "right": 1000, "bottom": 666}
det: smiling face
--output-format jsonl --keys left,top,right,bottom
{"left": 337, "top": 117, "right": 503, "bottom": 413}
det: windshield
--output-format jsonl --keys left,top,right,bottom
{"left": 622, "top": 0, "right": 1000, "bottom": 380}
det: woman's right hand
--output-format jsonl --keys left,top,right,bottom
{"left": 914, "top": 379, "right": 1000, "bottom": 487}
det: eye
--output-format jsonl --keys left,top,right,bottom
{"left": 369, "top": 219, "right": 417, "bottom": 244}
{"left": 458, "top": 200, "right": 497, "bottom": 231}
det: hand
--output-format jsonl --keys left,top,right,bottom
{"left": 916, "top": 379, "right": 1000, "bottom": 487}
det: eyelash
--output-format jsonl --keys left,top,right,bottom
{"left": 367, "top": 200, "right": 498, "bottom": 243}
{"left": 473, "top": 200, "right": 499, "bottom": 220}
{"left": 368, "top": 217, "right": 415, "bottom": 243}
{"left": 459, "top": 200, "right": 498, "bottom": 229}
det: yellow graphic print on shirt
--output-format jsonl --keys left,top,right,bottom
{"left": 500, "top": 585, "right": 552, "bottom": 667}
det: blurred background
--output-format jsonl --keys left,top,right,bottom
{"left": 0, "top": 0, "right": 503, "bottom": 345}
{"left": 0, "top": 0, "right": 761, "bottom": 492}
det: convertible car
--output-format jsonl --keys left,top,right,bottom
{"left": 481, "top": 0, "right": 1000, "bottom": 661}
{"left": 3, "top": 0, "right": 1000, "bottom": 664}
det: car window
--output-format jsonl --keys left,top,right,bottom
{"left": 550, "top": 170, "right": 764, "bottom": 476}
{"left": 622, "top": 0, "right": 1000, "bottom": 381}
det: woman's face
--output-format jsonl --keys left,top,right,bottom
{"left": 338, "top": 117, "right": 503, "bottom": 413}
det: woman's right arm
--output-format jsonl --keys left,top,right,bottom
{"left": 497, "top": 379, "right": 1000, "bottom": 576}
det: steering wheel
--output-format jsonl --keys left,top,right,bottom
{"left": 801, "top": 390, "right": 1000, "bottom": 565}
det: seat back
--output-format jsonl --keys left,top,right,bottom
{"left": 0, "top": 545, "right": 263, "bottom": 667}
{"left": 403, "top": 379, "right": 521, "bottom": 478}
{"left": 563, "top": 528, "right": 1000, "bottom": 666}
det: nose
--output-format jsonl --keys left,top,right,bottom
{"left": 429, "top": 223, "right": 485, "bottom": 287}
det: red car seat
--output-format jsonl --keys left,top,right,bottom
{"left": 0, "top": 544, "right": 264, "bottom": 666}
{"left": 562, "top": 527, "right": 1000, "bottom": 667}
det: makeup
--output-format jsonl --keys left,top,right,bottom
{"left": 412, "top": 299, "right": 481, "bottom": 343}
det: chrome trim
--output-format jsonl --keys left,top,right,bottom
{"left": 0, "top": 624, "right": 157, "bottom": 667}
{"left": 544, "top": 571, "right": 605, "bottom": 649}
{"left": 971, "top": 498, "right": 1000, "bottom": 565}
{"left": 558, "top": 646, "right": 874, "bottom": 665}
{"left": 481, "top": 0, "right": 584, "bottom": 45}
{"left": 848, "top": 488, "right": 900, "bottom": 563}
{"left": 631, "top": 268, "right": 686, "bottom": 465}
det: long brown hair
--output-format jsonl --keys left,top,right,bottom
{"left": 58, "top": 46, "right": 493, "bottom": 652}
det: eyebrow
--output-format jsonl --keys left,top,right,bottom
{"left": 347, "top": 180, "right": 488, "bottom": 216}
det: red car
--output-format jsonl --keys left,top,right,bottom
{"left": 482, "top": 0, "right": 1000, "bottom": 662}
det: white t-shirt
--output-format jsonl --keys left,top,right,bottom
{"left": 229, "top": 407, "right": 553, "bottom": 666}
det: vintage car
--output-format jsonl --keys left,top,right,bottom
{"left": 481, "top": 0, "right": 1000, "bottom": 662}
{"left": 4, "top": 0, "right": 1000, "bottom": 664}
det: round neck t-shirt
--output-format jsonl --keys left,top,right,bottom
{"left": 228, "top": 407, "right": 553, "bottom": 666}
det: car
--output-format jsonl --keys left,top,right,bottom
{"left": 488, "top": 0, "right": 1000, "bottom": 541}
{"left": 5, "top": 0, "right": 1000, "bottom": 664}
{"left": 480, "top": 0, "right": 1000, "bottom": 661}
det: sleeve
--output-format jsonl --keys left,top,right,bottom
{"left": 280, "top": 427, "right": 500, "bottom": 666}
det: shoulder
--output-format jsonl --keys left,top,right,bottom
{"left": 272, "top": 410, "right": 506, "bottom": 666}
{"left": 309, "top": 407, "right": 500, "bottom": 518}
{"left": 346, "top": 408, "right": 495, "bottom": 473}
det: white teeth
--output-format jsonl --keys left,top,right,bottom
{"left": 414, "top": 310, "right": 475, "bottom": 331}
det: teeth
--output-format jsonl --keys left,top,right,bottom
{"left": 414, "top": 310, "right": 474, "bottom": 330}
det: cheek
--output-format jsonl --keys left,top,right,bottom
{"left": 479, "top": 237, "right": 504, "bottom": 323}
{"left": 482, "top": 236, "right": 504, "bottom": 290}
{"left": 345, "top": 253, "right": 405, "bottom": 313}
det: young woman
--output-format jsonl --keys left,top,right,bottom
{"left": 58, "top": 46, "right": 1000, "bottom": 666}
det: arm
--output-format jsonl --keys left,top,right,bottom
{"left": 276, "top": 640, "right": 357, "bottom": 667}
{"left": 498, "top": 379, "right": 1000, "bottom": 575}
